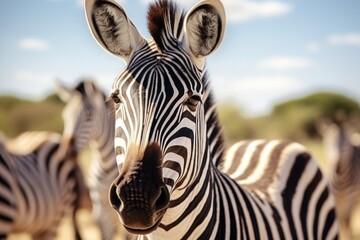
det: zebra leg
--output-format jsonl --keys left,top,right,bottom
{"left": 72, "top": 207, "right": 82, "bottom": 240}
{"left": 0, "top": 205, "right": 14, "bottom": 240}
{"left": 343, "top": 203, "right": 353, "bottom": 240}
{"left": 336, "top": 195, "right": 353, "bottom": 239}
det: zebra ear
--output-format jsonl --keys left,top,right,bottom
{"left": 315, "top": 118, "right": 331, "bottom": 136}
{"left": 183, "top": 0, "right": 226, "bottom": 68}
{"left": 55, "top": 80, "right": 73, "bottom": 103}
{"left": 85, "top": 0, "right": 146, "bottom": 63}
{"left": 83, "top": 80, "right": 106, "bottom": 108}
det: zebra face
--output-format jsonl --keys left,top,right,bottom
{"left": 57, "top": 80, "right": 107, "bottom": 152}
{"left": 85, "top": 0, "right": 225, "bottom": 234}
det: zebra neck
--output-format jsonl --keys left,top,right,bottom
{"left": 325, "top": 127, "right": 353, "bottom": 169}
{"left": 203, "top": 87, "right": 225, "bottom": 168}
{"left": 53, "top": 136, "right": 77, "bottom": 163}
{"left": 152, "top": 144, "right": 241, "bottom": 239}
{"left": 91, "top": 107, "right": 115, "bottom": 165}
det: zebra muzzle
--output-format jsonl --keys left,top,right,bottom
{"left": 109, "top": 142, "right": 170, "bottom": 234}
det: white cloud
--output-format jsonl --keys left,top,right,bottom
{"left": 212, "top": 75, "right": 301, "bottom": 97}
{"left": 14, "top": 72, "right": 56, "bottom": 86}
{"left": 1, "top": 72, "right": 58, "bottom": 99}
{"left": 306, "top": 42, "right": 320, "bottom": 53}
{"left": 223, "top": 0, "right": 292, "bottom": 23}
{"left": 211, "top": 75, "right": 303, "bottom": 115}
{"left": 139, "top": 0, "right": 292, "bottom": 23}
{"left": 19, "top": 38, "right": 49, "bottom": 51}
{"left": 328, "top": 33, "right": 360, "bottom": 46}
{"left": 259, "top": 56, "right": 312, "bottom": 70}
{"left": 236, "top": 76, "right": 299, "bottom": 91}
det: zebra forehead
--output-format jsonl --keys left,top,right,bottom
{"left": 147, "top": 0, "right": 185, "bottom": 51}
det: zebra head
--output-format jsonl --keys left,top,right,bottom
{"left": 85, "top": 0, "right": 225, "bottom": 234}
{"left": 56, "top": 80, "right": 107, "bottom": 152}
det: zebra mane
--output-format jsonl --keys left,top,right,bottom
{"left": 203, "top": 72, "right": 225, "bottom": 167}
{"left": 74, "top": 81, "right": 87, "bottom": 95}
{"left": 147, "top": 0, "right": 185, "bottom": 51}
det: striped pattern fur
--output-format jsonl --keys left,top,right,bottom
{"left": 0, "top": 80, "right": 106, "bottom": 239}
{"left": 0, "top": 134, "right": 83, "bottom": 240}
{"left": 85, "top": 0, "right": 339, "bottom": 239}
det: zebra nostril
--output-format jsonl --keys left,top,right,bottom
{"left": 154, "top": 185, "right": 170, "bottom": 211}
{"left": 109, "top": 182, "right": 121, "bottom": 210}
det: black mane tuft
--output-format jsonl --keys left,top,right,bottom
{"left": 147, "top": 0, "right": 185, "bottom": 51}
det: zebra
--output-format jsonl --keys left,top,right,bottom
{"left": 4, "top": 131, "right": 63, "bottom": 155}
{"left": 85, "top": 0, "right": 339, "bottom": 239}
{"left": 56, "top": 79, "right": 133, "bottom": 240}
{"left": 317, "top": 117, "right": 360, "bottom": 239}
{"left": 0, "top": 81, "right": 101, "bottom": 239}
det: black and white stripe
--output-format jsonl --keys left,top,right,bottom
{"left": 85, "top": 0, "right": 339, "bottom": 239}
{"left": 58, "top": 80, "right": 133, "bottom": 240}
{"left": 74, "top": 80, "right": 134, "bottom": 239}
{"left": 0, "top": 81, "right": 102, "bottom": 239}
{"left": 0, "top": 133, "right": 84, "bottom": 240}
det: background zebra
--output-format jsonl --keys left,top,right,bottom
{"left": 56, "top": 79, "right": 133, "bottom": 240}
{"left": 0, "top": 81, "right": 104, "bottom": 239}
{"left": 0, "top": 130, "right": 87, "bottom": 239}
{"left": 85, "top": 0, "right": 339, "bottom": 239}
{"left": 317, "top": 115, "right": 360, "bottom": 239}
{"left": 4, "top": 131, "right": 63, "bottom": 155}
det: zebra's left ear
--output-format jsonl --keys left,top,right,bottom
{"left": 183, "top": 0, "right": 226, "bottom": 68}
{"left": 83, "top": 80, "right": 106, "bottom": 108}
{"left": 55, "top": 80, "right": 73, "bottom": 103}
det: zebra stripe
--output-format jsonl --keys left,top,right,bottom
{"left": 85, "top": 0, "right": 339, "bottom": 239}
{"left": 70, "top": 80, "right": 135, "bottom": 240}
{"left": 0, "top": 81, "right": 104, "bottom": 239}
{"left": 0, "top": 135, "right": 81, "bottom": 239}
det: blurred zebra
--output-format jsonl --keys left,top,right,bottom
{"left": 85, "top": 0, "right": 339, "bottom": 239}
{"left": 57, "top": 80, "right": 132, "bottom": 240}
{"left": 318, "top": 118, "right": 360, "bottom": 239}
{"left": 4, "top": 131, "right": 62, "bottom": 155}
{"left": 0, "top": 81, "right": 105, "bottom": 239}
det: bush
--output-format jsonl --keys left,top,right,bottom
{"left": 0, "top": 93, "right": 64, "bottom": 137}
{"left": 271, "top": 92, "right": 360, "bottom": 139}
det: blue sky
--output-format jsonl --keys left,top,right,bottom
{"left": 0, "top": 0, "right": 360, "bottom": 116}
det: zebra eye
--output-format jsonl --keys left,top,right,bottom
{"left": 185, "top": 95, "right": 202, "bottom": 112}
{"left": 110, "top": 91, "right": 122, "bottom": 104}
{"left": 112, "top": 95, "right": 121, "bottom": 104}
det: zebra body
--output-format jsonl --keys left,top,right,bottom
{"left": 319, "top": 120, "right": 360, "bottom": 238}
{"left": 85, "top": 0, "right": 339, "bottom": 239}
{"left": 81, "top": 84, "right": 125, "bottom": 240}
{"left": 221, "top": 140, "right": 337, "bottom": 239}
{"left": 58, "top": 80, "right": 132, "bottom": 240}
{"left": 3, "top": 131, "right": 62, "bottom": 155}
{"left": 0, "top": 136, "right": 81, "bottom": 239}
{"left": 0, "top": 80, "right": 106, "bottom": 239}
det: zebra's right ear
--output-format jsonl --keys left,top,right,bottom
{"left": 315, "top": 118, "right": 331, "bottom": 136}
{"left": 183, "top": 0, "right": 226, "bottom": 68}
{"left": 85, "top": 0, "right": 146, "bottom": 63}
